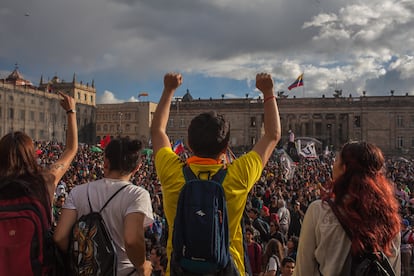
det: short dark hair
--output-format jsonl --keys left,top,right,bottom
{"left": 281, "top": 257, "right": 295, "bottom": 267}
{"left": 105, "top": 138, "right": 142, "bottom": 175}
{"left": 188, "top": 111, "right": 230, "bottom": 158}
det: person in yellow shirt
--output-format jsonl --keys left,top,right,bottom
{"left": 151, "top": 72, "right": 281, "bottom": 276}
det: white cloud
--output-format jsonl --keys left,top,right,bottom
{"left": 98, "top": 90, "right": 123, "bottom": 104}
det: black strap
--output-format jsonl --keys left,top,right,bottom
{"left": 87, "top": 183, "right": 129, "bottom": 213}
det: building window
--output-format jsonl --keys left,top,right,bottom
{"left": 411, "top": 137, "right": 414, "bottom": 148}
{"left": 77, "top": 92, "right": 81, "bottom": 99}
{"left": 84, "top": 94, "right": 87, "bottom": 101}
{"left": 251, "top": 137, "right": 256, "bottom": 145}
{"left": 110, "top": 125, "right": 114, "bottom": 132}
{"left": 354, "top": 116, "right": 361, "bottom": 128}
{"left": 39, "top": 130, "right": 44, "bottom": 140}
{"left": 315, "top": 122, "right": 322, "bottom": 136}
{"left": 397, "top": 136, "right": 403, "bottom": 148}
{"left": 250, "top": 117, "right": 256, "bottom": 127}
{"left": 180, "top": 118, "right": 185, "bottom": 127}
{"left": 30, "top": 111, "right": 35, "bottom": 121}
{"left": 396, "top": 115, "right": 404, "bottom": 128}
{"left": 20, "top": 110, "right": 25, "bottom": 120}
{"left": 8, "top": 108, "right": 14, "bottom": 119}
{"left": 39, "top": 112, "right": 45, "bottom": 122}
{"left": 90, "top": 95, "right": 93, "bottom": 102}
{"left": 30, "top": 129, "right": 35, "bottom": 137}
{"left": 125, "top": 124, "right": 130, "bottom": 132}
{"left": 168, "top": 118, "right": 174, "bottom": 127}
{"left": 0, "top": 107, "right": 2, "bottom": 119}
{"left": 97, "top": 125, "right": 101, "bottom": 131}
{"left": 103, "top": 124, "right": 108, "bottom": 132}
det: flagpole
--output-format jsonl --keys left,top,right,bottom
{"left": 302, "top": 71, "right": 305, "bottom": 98}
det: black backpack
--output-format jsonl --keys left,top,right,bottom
{"left": 327, "top": 200, "right": 395, "bottom": 276}
{"left": 69, "top": 184, "right": 128, "bottom": 276}
{"left": 171, "top": 166, "right": 237, "bottom": 275}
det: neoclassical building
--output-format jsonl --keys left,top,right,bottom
{"left": 165, "top": 90, "right": 414, "bottom": 157}
{"left": 3, "top": 66, "right": 413, "bottom": 157}
{"left": 0, "top": 66, "right": 96, "bottom": 143}
{"left": 96, "top": 101, "right": 157, "bottom": 147}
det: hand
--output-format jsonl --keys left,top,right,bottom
{"left": 164, "top": 72, "right": 183, "bottom": 91}
{"left": 59, "top": 92, "right": 76, "bottom": 112}
{"left": 139, "top": 260, "right": 153, "bottom": 276}
{"left": 256, "top": 73, "right": 274, "bottom": 95}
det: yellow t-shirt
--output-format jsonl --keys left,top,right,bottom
{"left": 154, "top": 147, "right": 263, "bottom": 275}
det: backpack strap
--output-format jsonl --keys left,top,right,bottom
{"left": 100, "top": 184, "right": 129, "bottom": 213}
{"left": 327, "top": 199, "right": 353, "bottom": 239}
{"left": 86, "top": 183, "right": 129, "bottom": 213}
{"left": 182, "top": 166, "right": 227, "bottom": 184}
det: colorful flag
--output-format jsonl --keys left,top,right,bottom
{"left": 224, "top": 147, "right": 236, "bottom": 164}
{"left": 100, "top": 135, "right": 111, "bottom": 149}
{"left": 138, "top": 92, "right": 149, "bottom": 97}
{"left": 299, "top": 142, "right": 318, "bottom": 159}
{"left": 288, "top": 73, "right": 304, "bottom": 90}
{"left": 173, "top": 140, "right": 185, "bottom": 154}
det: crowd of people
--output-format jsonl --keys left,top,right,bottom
{"left": 1, "top": 73, "right": 414, "bottom": 276}
{"left": 41, "top": 138, "right": 414, "bottom": 275}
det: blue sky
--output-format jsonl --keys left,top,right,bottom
{"left": 1, "top": 0, "right": 414, "bottom": 104}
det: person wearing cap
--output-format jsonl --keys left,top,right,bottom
{"left": 248, "top": 207, "right": 271, "bottom": 244}
{"left": 261, "top": 205, "right": 271, "bottom": 224}
{"left": 401, "top": 218, "right": 414, "bottom": 275}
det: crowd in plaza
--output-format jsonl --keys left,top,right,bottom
{"left": 42, "top": 139, "right": 414, "bottom": 276}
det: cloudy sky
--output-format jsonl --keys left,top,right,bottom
{"left": 1, "top": 0, "right": 413, "bottom": 104}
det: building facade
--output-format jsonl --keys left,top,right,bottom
{"left": 0, "top": 67, "right": 96, "bottom": 144}
{"left": 166, "top": 92, "right": 414, "bottom": 157}
{"left": 96, "top": 101, "right": 157, "bottom": 147}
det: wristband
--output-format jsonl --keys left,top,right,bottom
{"left": 264, "top": 95, "right": 275, "bottom": 103}
{"left": 66, "top": 109, "right": 76, "bottom": 114}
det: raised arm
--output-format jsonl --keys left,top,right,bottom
{"left": 150, "top": 73, "right": 183, "bottom": 156}
{"left": 252, "top": 73, "right": 281, "bottom": 168}
{"left": 48, "top": 92, "right": 78, "bottom": 191}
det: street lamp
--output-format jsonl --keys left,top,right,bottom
{"left": 118, "top": 112, "right": 123, "bottom": 137}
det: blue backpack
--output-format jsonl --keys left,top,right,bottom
{"left": 171, "top": 166, "right": 232, "bottom": 275}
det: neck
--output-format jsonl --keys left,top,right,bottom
{"left": 105, "top": 171, "right": 131, "bottom": 181}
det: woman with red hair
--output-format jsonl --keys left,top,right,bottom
{"left": 294, "top": 142, "right": 401, "bottom": 275}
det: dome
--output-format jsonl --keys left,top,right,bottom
{"left": 182, "top": 89, "right": 193, "bottom": 102}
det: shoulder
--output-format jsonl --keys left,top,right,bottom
{"left": 154, "top": 147, "right": 181, "bottom": 166}
{"left": 226, "top": 151, "right": 262, "bottom": 184}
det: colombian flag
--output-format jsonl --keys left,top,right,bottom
{"left": 288, "top": 73, "right": 304, "bottom": 90}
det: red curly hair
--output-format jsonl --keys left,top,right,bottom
{"left": 323, "top": 142, "right": 400, "bottom": 257}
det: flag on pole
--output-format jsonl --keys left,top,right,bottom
{"left": 224, "top": 147, "right": 236, "bottom": 164}
{"left": 299, "top": 142, "right": 318, "bottom": 159}
{"left": 99, "top": 135, "right": 111, "bottom": 149}
{"left": 138, "top": 92, "right": 149, "bottom": 97}
{"left": 288, "top": 73, "right": 304, "bottom": 90}
{"left": 172, "top": 140, "right": 185, "bottom": 154}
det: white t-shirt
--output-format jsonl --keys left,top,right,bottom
{"left": 64, "top": 178, "right": 154, "bottom": 275}
{"left": 266, "top": 255, "right": 279, "bottom": 272}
